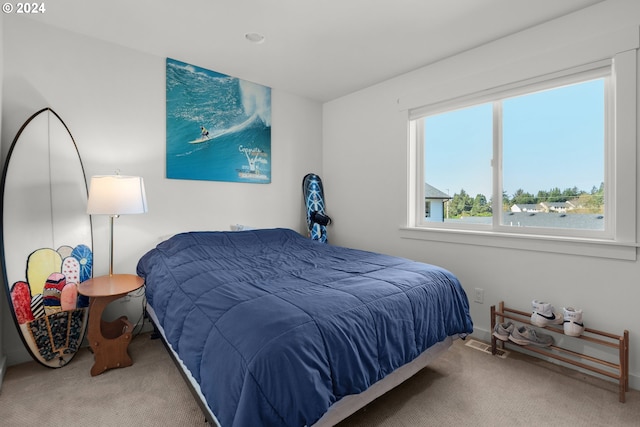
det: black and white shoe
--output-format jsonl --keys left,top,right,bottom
{"left": 563, "top": 307, "right": 584, "bottom": 337}
{"left": 531, "top": 299, "right": 563, "bottom": 327}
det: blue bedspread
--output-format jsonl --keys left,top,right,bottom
{"left": 137, "top": 228, "right": 473, "bottom": 427}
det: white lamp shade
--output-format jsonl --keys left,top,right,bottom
{"left": 87, "top": 175, "right": 148, "bottom": 215}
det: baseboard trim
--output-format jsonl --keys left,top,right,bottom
{"left": 0, "top": 355, "right": 7, "bottom": 392}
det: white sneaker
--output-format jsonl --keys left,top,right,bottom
{"left": 531, "top": 300, "right": 563, "bottom": 327}
{"left": 563, "top": 307, "right": 584, "bottom": 337}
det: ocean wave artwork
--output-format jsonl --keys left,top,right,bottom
{"left": 166, "top": 58, "right": 271, "bottom": 183}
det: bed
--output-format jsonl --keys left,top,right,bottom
{"left": 136, "top": 228, "right": 473, "bottom": 427}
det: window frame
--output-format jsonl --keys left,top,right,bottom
{"left": 405, "top": 51, "right": 638, "bottom": 260}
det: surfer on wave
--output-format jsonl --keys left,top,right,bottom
{"left": 200, "top": 126, "right": 210, "bottom": 140}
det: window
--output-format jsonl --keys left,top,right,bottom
{"left": 411, "top": 65, "right": 612, "bottom": 240}
{"left": 422, "top": 103, "right": 493, "bottom": 225}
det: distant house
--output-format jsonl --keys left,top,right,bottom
{"left": 513, "top": 201, "right": 578, "bottom": 213}
{"left": 425, "top": 183, "right": 451, "bottom": 222}
{"left": 511, "top": 203, "right": 541, "bottom": 213}
{"left": 539, "top": 201, "right": 575, "bottom": 213}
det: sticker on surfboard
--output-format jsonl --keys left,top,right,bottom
{"left": 302, "top": 173, "right": 332, "bottom": 243}
{"left": 1, "top": 108, "right": 93, "bottom": 368}
{"left": 10, "top": 245, "right": 92, "bottom": 365}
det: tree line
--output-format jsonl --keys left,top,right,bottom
{"left": 445, "top": 183, "right": 604, "bottom": 218}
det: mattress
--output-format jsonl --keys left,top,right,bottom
{"left": 137, "top": 228, "right": 473, "bottom": 426}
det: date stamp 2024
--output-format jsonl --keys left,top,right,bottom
{"left": 3, "top": 2, "right": 46, "bottom": 14}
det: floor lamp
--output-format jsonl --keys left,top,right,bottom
{"left": 87, "top": 175, "right": 148, "bottom": 276}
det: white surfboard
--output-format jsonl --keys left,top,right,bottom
{"left": 188, "top": 136, "right": 212, "bottom": 144}
{"left": 0, "top": 108, "right": 92, "bottom": 368}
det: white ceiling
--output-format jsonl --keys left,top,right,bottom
{"left": 27, "top": 0, "right": 604, "bottom": 102}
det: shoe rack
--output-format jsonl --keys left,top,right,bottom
{"left": 491, "top": 301, "right": 629, "bottom": 403}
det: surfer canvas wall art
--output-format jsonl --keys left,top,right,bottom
{"left": 166, "top": 58, "right": 271, "bottom": 183}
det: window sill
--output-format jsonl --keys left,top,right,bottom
{"left": 399, "top": 227, "right": 638, "bottom": 261}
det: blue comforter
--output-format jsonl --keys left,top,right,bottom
{"left": 137, "top": 228, "right": 473, "bottom": 427}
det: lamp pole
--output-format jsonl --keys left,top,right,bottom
{"left": 109, "top": 215, "right": 116, "bottom": 276}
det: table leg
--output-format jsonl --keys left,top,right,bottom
{"left": 87, "top": 295, "right": 134, "bottom": 376}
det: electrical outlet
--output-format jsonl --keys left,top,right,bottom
{"left": 474, "top": 288, "right": 484, "bottom": 304}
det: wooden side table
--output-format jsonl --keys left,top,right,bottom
{"left": 77, "top": 274, "right": 144, "bottom": 376}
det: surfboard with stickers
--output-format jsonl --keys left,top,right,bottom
{"left": 0, "top": 108, "right": 93, "bottom": 368}
{"left": 302, "top": 173, "right": 332, "bottom": 243}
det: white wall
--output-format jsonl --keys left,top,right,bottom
{"left": 1, "top": 17, "right": 322, "bottom": 365}
{"left": 323, "top": 0, "right": 640, "bottom": 388}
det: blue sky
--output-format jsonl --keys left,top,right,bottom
{"left": 424, "top": 79, "right": 605, "bottom": 199}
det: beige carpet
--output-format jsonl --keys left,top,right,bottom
{"left": 1, "top": 334, "right": 638, "bottom": 426}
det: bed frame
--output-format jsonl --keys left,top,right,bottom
{"left": 146, "top": 305, "right": 454, "bottom": 426}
